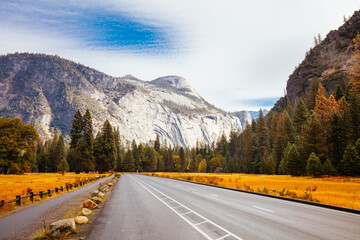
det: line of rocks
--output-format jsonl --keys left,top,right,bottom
{"left": 45, "top": 179, "right": 116, "bottom": 239}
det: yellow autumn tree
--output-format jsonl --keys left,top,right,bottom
{"left": 313, "top": 83, "right": 339, "bottom": 125}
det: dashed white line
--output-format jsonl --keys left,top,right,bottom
{"left": 216, "top": 233, "right": 231, "bottom": 240}
{"left": 131, "top": 176, "right": 243, "bottom": 240}
{"left": 252, "top": 205, "right": 275, "bottom": 213}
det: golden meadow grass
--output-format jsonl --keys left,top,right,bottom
{"left": 0, "top": 173, "right": 106, "bottom": 214}
{"left": 143, "top": 172, "right": 360, "bottom": 210}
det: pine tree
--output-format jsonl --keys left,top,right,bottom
{"left": 122, "top": 149, "right": 135, "bottom": 172}
{"left": 48, "top": 133, "right": 59, "bottom": 172}
{"left": 94, "top": 120, "right": 116, "bottom": 172}
{"left": 274, "top": 111, "right": 296, "bottom": 165}
{"left": 323, "top": 159, "right": 337, "bottom": 176}
{"left": 279, "top": 142, "right": 291, "bottom": 175}
{"left": 57, "top": 158, "right": 69, "bottom": 175}
{"left": 306, "top": 152, "right": 323, "bottom": 177}
{"left": 114, "top": 127, "right": 123, "bottom": 171}
{"left": 260, "top": 151, "right": 276, "bottom": 175}
{"left": 70, "top": 109, "right": 83, "bottom": 149}
{"left": 132, "top": 140, "right": 140, "bottom": 171}
{"left": 340, "top": 144, "right": 360, "bottom": 176}
{"left": 179, "top": 147, "right": 186, "bottom": 172}
{"left": 80, "top": 109, "right": 94, "bottom": 171}
{"left": 254, "top": 109, "right": 270, "bottom": 172}
{"left": 293, "top": 99, "right": 310, "bottom": 134}
{"left": 54, "top": 134, "right": 66, "bottom": 172}
{"left": 154, "top": 135, "right": 160, "bottom": 153}
{"left": 287, "top": 144, "right": 305, "bottom": 176}
{"left": 298, "top": 115, "right": 327, "bottom": 162}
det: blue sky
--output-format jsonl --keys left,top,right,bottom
{"left": 1, "top": 0, "right": 359, "bottom": 111}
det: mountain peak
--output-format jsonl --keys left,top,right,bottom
{"left": 150, "top": 76, "right": 192, "bottom": 90}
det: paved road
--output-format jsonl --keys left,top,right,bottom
{"left": 88, "top": 174, "right": 360, "bottom": 240}
{"left": 0, "top": 176, "right": 112, "bottom": 240}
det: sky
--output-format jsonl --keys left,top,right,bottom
{"left": 0, "top": 0, "right": 359, "bottom": 111}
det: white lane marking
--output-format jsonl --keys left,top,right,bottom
{"left": 252, "top": 206, "right": 275, "bottom": 213}
{"left": 195, "top": 220, "right": 208, "bottom": 226}
{"left": 181, "top": 211, "right": 192, "bottom": 215}
{"left": 131, "top": 176, "right": 243, "bottom": 240}
{"left": 211, "top": 194, "right": 219, "bottom": 198}
{"left": 216, "top": 233, "right": 231, "bottom": 240}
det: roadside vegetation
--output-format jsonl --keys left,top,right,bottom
{"left": 0, "top": 173, "right": 107, "bottom": 214}
{"left": 143, "top": 172, "right": 360, "bottom": 210}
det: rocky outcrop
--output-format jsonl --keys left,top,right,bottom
{"left": 0, "top": 53, "right": 252, "bottom": 148}
{"left": 272, "top": 10, "right": 360, "bottom": 111}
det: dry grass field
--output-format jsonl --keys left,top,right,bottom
{"left": 143, "top": 172, "right": 360, "bottom": 210}
{"left": 0, "top": 173, "right": 106, "bottom": 214}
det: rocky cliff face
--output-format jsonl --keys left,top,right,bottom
{"left": 0, "top": 53, "right": 251, "bottom": 147}
{"left": 272, "top": 10, "right": 360, "bottom": 111}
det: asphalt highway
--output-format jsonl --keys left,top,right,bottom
{"left": 87, "top": 174, "right": 360, "bottom": 240}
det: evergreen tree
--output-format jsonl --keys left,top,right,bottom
{"left": 287, "top": 144, "right": 305, "bottom": 176}
{"left": 323, "top": 159, "right": 337, "bottom": 176}
{"left": 306, "top": 152, "right": 323, "bottom": 177}
{"left": 80, "top": 109, "right": 94, "bottom": 171}
{"left": 340, "top": 144, "right": 360, "bottom": 176}
{"left": 293, "top": 99, "right": 309, "bottom": 133}
{"left": 69, "top": 110, "right": 83, "bottom": 173}
{"left": 298, "top": 115, "right": 327, "bottom": 162}
{"left": 54, "top": 134, "right": 66, "bottom": 172}
{"left": 123, "top": 149, "right": 135, "bottom": 172}
{"left": 260, "top": 151, "right": 276, "bottom": 175}
{"left": 132, "top": 140, "right": 141, "bottom": 171}
{"left": 278, "top": 142, "right": 291, "bottom": 175}
{"left": 70, "top": 109, "right": 83, "bottom": 149}
{"left": 274, "top": 111, "right": 295, "bottom": 165}
{"left": 94, "top": 120, "right": 116, "bottom": 172}
{"left": 48, "top": 133, "right": 59, "bottom": 172}
{"left": 114, "top": 127, "right": 123, "bottom": 171}
{"left": 154, "top": 135, "right": 160, "bottom": 153}
{"left": 254, "top": 109, "right": 270, "bottom": 172}
{"left": 57, "top": 158, "right": 69, "bottom": 175}
{"left": 179, "top": 147, "right": 186, "bottom": 172}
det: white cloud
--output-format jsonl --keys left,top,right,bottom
{"left": 1, "top": 0, "right": 359, "bottom": 111}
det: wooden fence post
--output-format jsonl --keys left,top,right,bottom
{"left": 39, "top": 191, "right": 43, "bottom": 199}
{"left": 0, "top": 200, "right": 5, "bottom": 208}
{"left": 48, "top": 189, "right": 51, "bottom": 196}
{"left": 16, "top": 195, "right": 21, "bottom": 206}
{"left": 30, "top": 192, "right": 34, "bottom": 203}
{"left": 55, "top": 187, "right": 58, "bottom": 193}
{"left": 60, "top": 186, "right": 63, "bottom": 191}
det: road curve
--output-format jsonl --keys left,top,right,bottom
{"left": 88, "top": 174, "right": 360, "bottom": 240}
{"left": 0, "top": 176, "right": 112, "bottom": 240}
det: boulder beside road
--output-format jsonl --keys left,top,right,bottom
{"left": 47, "top": 218, "right": 76, "bottom": 238}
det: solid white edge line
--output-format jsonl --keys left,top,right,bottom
{"left": 133, "top": 176, "right": 243, "bottom": 240}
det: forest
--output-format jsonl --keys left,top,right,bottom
{"left": 1, "top": 34, "right": 360, "bottom": 176}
